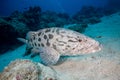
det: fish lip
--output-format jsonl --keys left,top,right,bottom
{"left": 90, "top": 42, "right": 102, "bottom": 53}
{"left": 99, "top": 43, "right": 102, "bottom": 51}
{"left": 93, "top": 43, "right": 102, "bottom": 53}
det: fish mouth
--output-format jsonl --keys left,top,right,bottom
{"left": 83, "top": 42, "right": 102, "bottom": 54}
{"left": 90, "top": 43, "right": 102, "bottom": 53}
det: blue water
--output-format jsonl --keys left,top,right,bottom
{"left": 0, "top": 0, "right": 108, "bottom": 16}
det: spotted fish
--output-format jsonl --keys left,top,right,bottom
{"left": 18, "top": 27, "right": 102, "bottom": 65}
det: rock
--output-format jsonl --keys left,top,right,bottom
{"left": 0, "top": 59, "right": 60, "bottom": 80}
{"left": 1, "top": 58, "right": 119, "bottom": 80}
{"left": 37, "top": 63, "right": 59, "bottom": 80}
{"left": 0, "top": 59, "right": 39, "bottom": 80}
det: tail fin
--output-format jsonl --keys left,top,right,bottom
{"left": 17, "top": 38, "right": 27, "bottom": 44}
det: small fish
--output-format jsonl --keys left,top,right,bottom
{"left": 18, "top": 27, "right": 102, "bottom": 65}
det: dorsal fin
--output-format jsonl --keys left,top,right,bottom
{"left": 17, "top": 38, "right": 28, "bottom": 44}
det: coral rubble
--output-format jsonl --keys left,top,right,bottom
{"left": 0, "top": 59, "right": 39, "bottom": 80}
{"left": 0, "top": 59, "right": 59, "bottom": 80}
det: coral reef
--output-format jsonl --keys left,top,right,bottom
{"left": 72, "top": 6, "right": 102, "bottom": 24}
{"left": 8, "top": 18, "right": 29, "bottom": 37}
{"left": 9, "top": 6, "right": 41, "bottom": 30}
{"left": 22, "top": 6, "right": 41, "bottom": 30}
{"left": 9, "top": 7, "right": 71, "bottom": 30}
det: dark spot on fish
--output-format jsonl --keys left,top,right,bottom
{"left": 67, "top": 36, "right": 74, "bottom": 38}
{"left": 91, "top": 56, "right": 96, "bottom": 59}
{"left": 56, "top": 39, "right": 67, "bottom": 44}
{"left": 41, "top": 43, "right": 44, "bottom": 47}
{"left": 48, "top": 34, "right": 53, "bottom": 39}
{"left": 45, "top": 29, "right": 51, "bottom": 33}
{"left": 79, "top": 48, "right": 84, "bottom": 51}
{"left": 52, "top": 44, "right": 57, "bottom": 50}
{"left": 44, "top": 35, "right": 47, "bottom": 39}
{"left": 33, "top": 36, "right": 35, "bottom": 40}
{"left": 72, "top": 48, "right": 75, "bottom": 50}
{"left": 31, "top": 43, "right": 34, "bottom": 47}
{"left": 38, "top": 38, "right": 41, "bottom": 41}
{"left": 65, "top": 47, "right": 68, "bottom": 50}
{"left": 66, "top": 45, "right": 70, "bottom": 47}
{"left": 38, "top": 43, "right": 41, "bottom": 47}
{"left": 78, "top": 39, "right": 82, "bottom": 42}
{"left": 77, "top": 36, "right": 79, "bottom": 38}
{"left": 34, "top": 43, "right": 37, "bottom": 46}
{"left": 49, "top": 78, "right": 53, "bottom": 80}
{"left": 41, "top": 32, "right": 44, "bottom": 36}
{"left": 58, "top": 44, "right": 64, "bottom": 46}
{"left": 38, "top": 32, "right": 41, "bottom": 36}
{"left": 46, "top": 40, "right": 50, "bottom": 46}
{"left": 67, "top": 36, "right": 70, "bottom": 38}
{"left": 68, "top": 40, "right": 77, "bottom": 42}
{"left": 46, "top": 42, "right": 50, "bottom": 46}
{"left": 30, "top": 39, "right": 32, "bottom": 42}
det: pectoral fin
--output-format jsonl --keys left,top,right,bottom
{"left": 39, "top": 47, "right": 60, "bottom": 66}
{"left": 30, "top": 48, "right": 40, "bottom": 58}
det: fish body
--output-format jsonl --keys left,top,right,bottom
{"left": 18, "top": 27, "right": 102, "bottom": 65}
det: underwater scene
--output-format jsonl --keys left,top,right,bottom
{"left": 0, "top": 0, "right": 120, "bottom": 80}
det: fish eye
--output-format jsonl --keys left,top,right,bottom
{"left": 78, "top": 39, "right": 82, "bottom": 42}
